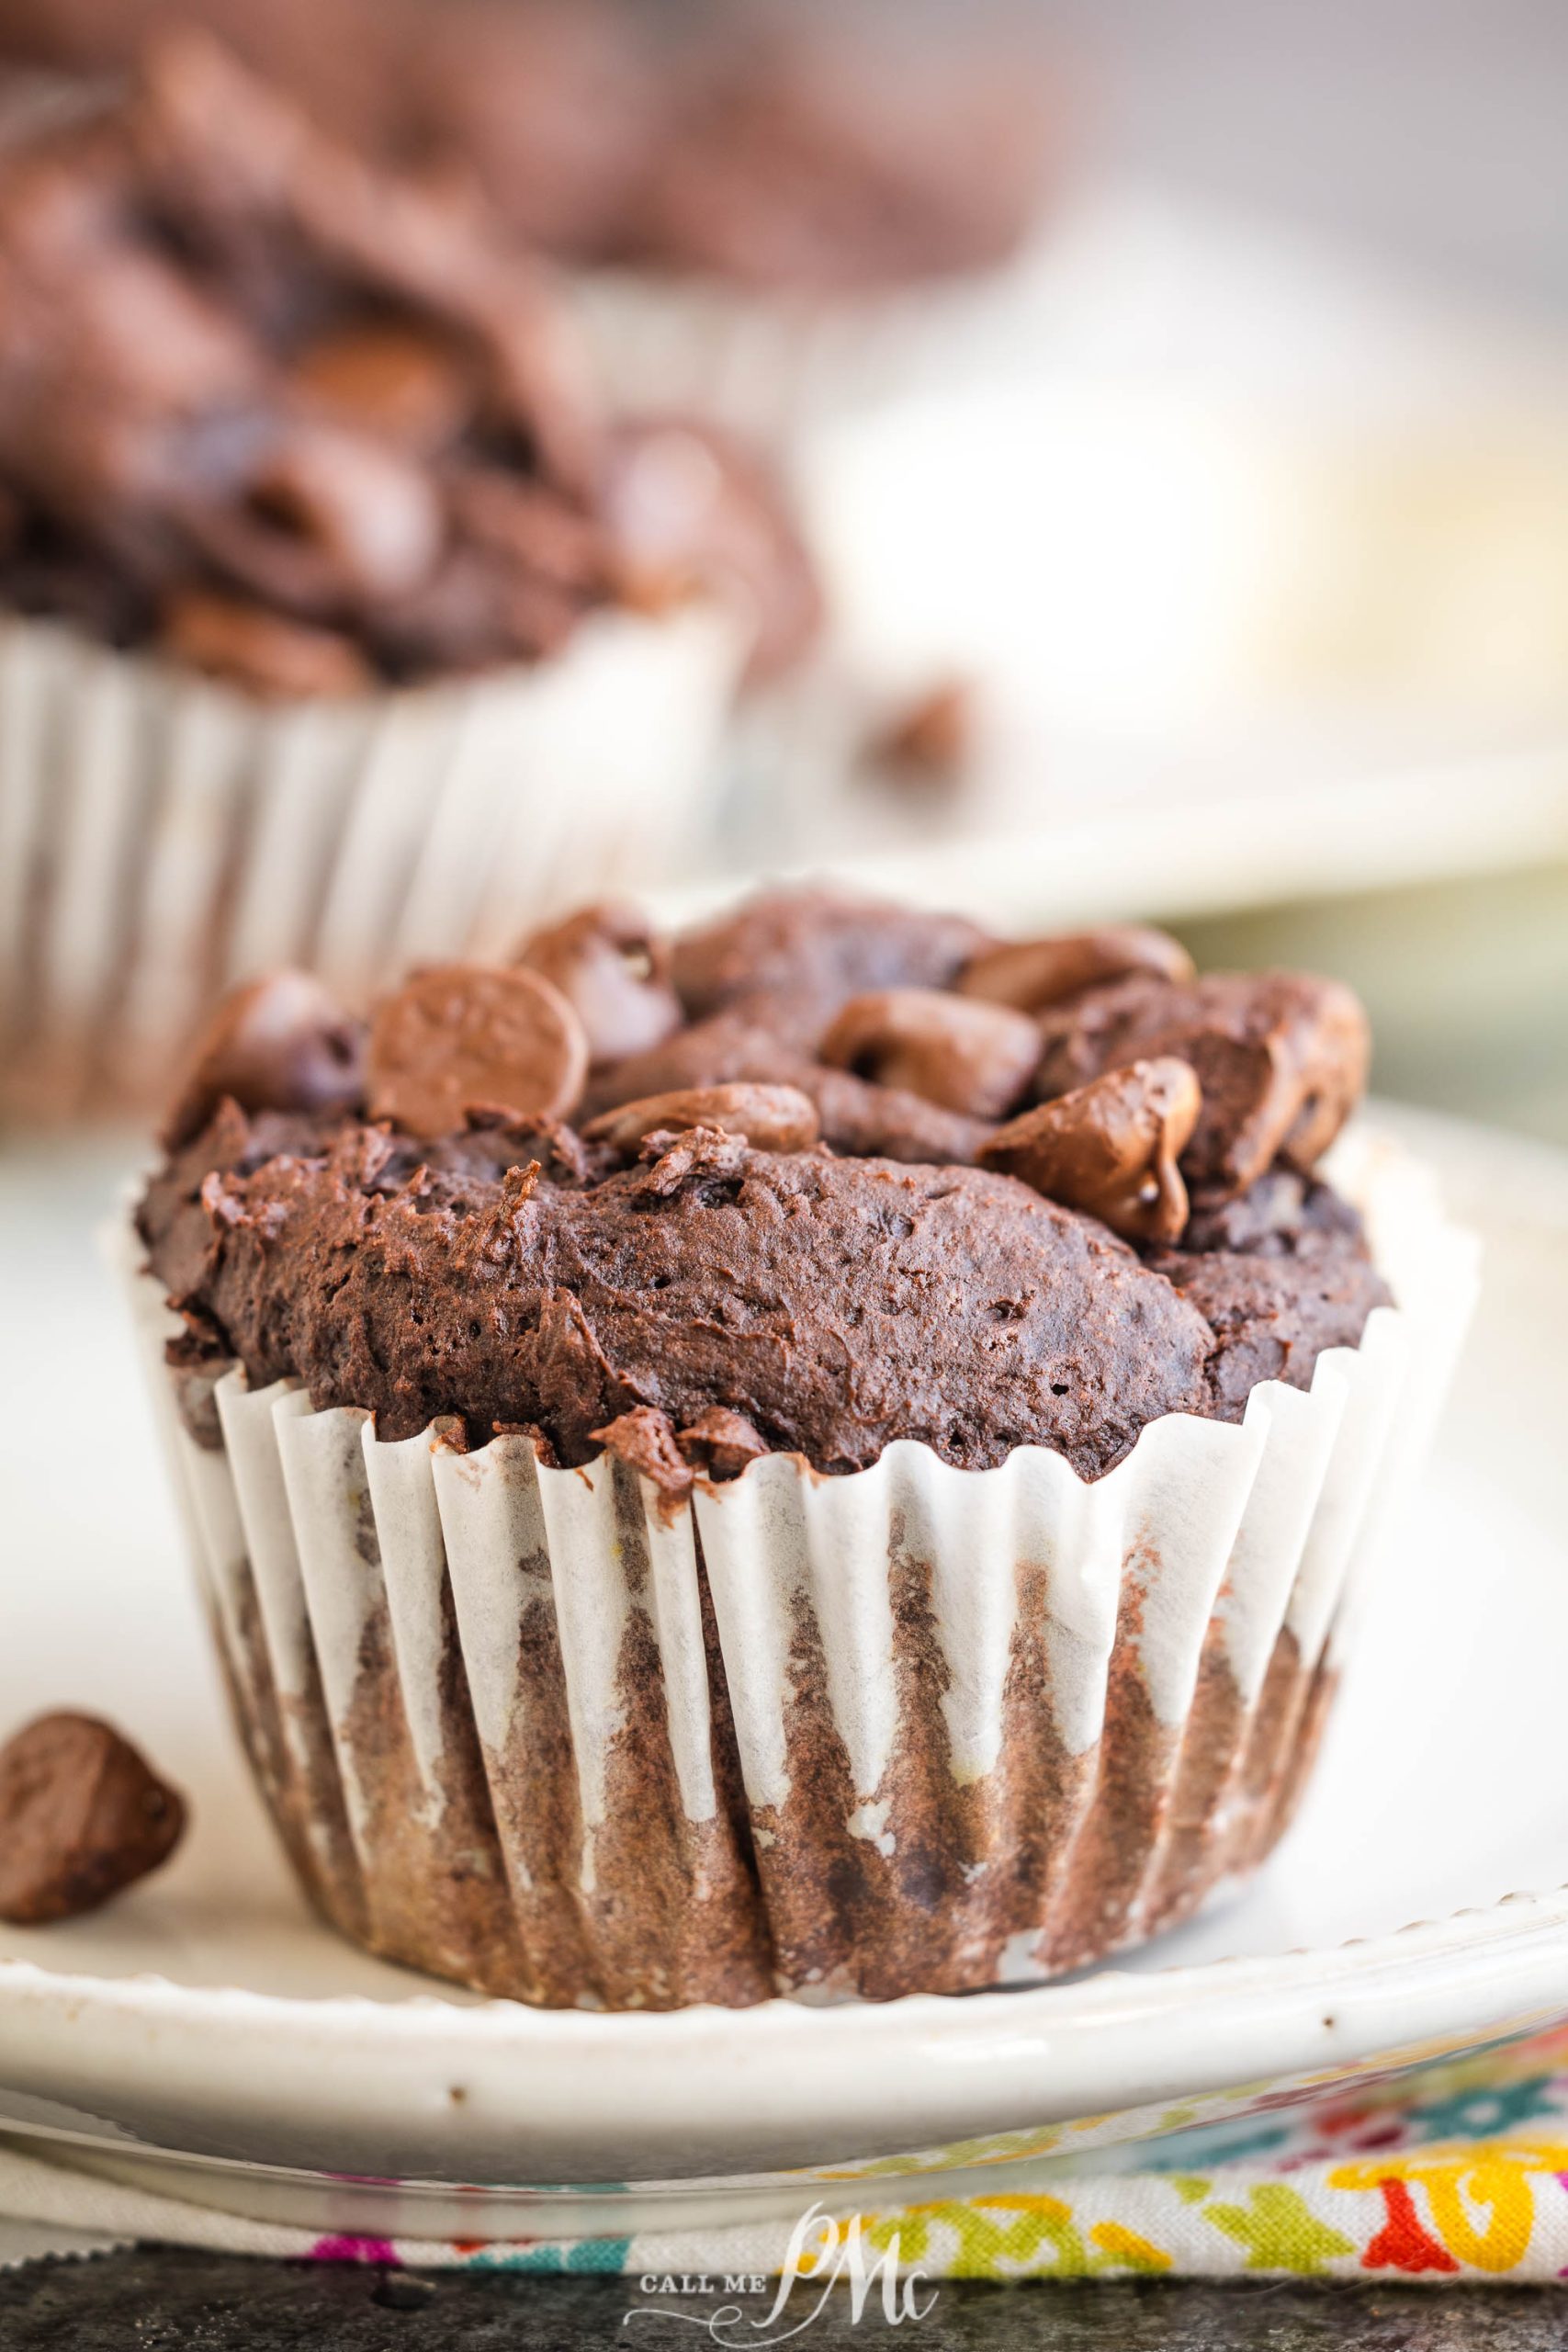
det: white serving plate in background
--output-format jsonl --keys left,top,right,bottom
{"left": 707, "top": 190, "right": 1568, "bottom": 918}
{"left": 0, "top": 1106, "right": 1564, "bottom": 2240}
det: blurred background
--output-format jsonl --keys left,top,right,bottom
{"left": 0, "top": 0, "right": 1563, "bottom": 1141}
{"left": 1025, "top": 0, "right": 1568, "bottom": 1147}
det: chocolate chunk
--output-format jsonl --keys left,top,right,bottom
{"left": 514, "top": 901, "right": 682, "bottom": 1069}
{"left": 367, "top": 540, "right": 583, "bottom": 674}
{"left": 584, "top": 1082, "right": 819, "bottom": 1159}
{"left": 158, "top": 590, "right": 373, "bottom": 699}
{"left": 981, "top": 1057, "right": 1201, "bottom": 1244}
{"left": 960, "top": 925, "right": 1194, "bottom": 1012}
{"left": 162, "top": 969, "right": 364, "bottom": 1149}
{"left": 819, "top": 987, "right": 1039, "bottom": 1119}
{"left": 0, "top": 1713, "right": 186, "bottom": 1924}
{"left": 367, "top": 964, "right": 589, "bottom": 1139}
{"left": 1035, "top": 970, "right": 1371, "bottom": 1203}
{"left": 131, "top": 28, "right": 603, "bottom": 501}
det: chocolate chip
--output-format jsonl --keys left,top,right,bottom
{"left": 367, "top": 964, "right": 589, "bottom": 1139}
{"left": 515, "top": 901, "right": 682, "bottom": 1069}
{"left": 1034, "top": 970, "right": 1371, "bottom": 1203}
{"left": 819, "top": 987, "right": 1040, "bottom": 1119}
{"left": 163, "top": 969, "right": 365, "bottom": 1148}
{"left": 584, "top": 1081, "right": 818, "bottom": 1159}
{"left": 958, "top": 926, "right": 1195, "bottom": 1013}
{"left": 0, "top": 1713, "right": 186, "bottom": 1924}
{"left": 980, "top": 1057, "right": 1201, "bottom": 1244}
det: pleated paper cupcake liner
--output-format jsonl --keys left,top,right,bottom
{"left": 115, "top": 1132, "right": 1476, "bottom": 2009}
{"left": 0, "top": 602, "right": 744, "bottom": 1125}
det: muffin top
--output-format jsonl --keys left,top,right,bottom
{"left": 138, "top": 888, "right": 1393, "bottom": 1490}
{"left": 0, "top": 35, "right": 818, "bottom": 693}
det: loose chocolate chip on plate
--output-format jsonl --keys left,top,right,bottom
{"left": 980, "top": 1057, "right": 1201, "bottom": 1245}
{"left": 958, "top": 925, "right": 1195, "bottom": 1012}
{"left": 367, "top": 963, "right": 589, "bottom": 1138}
{"left": 163, "top": 968, "right": 365, "bottom": 1148}
{"left": 819, "top": 986, "right": 1040, "bottom": 1120}
{"left": 0, "top": 1713, "right": 186, "bottom": 1925}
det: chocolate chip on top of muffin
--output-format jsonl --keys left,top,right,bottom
{"left": 139, "top": 887, "right": 1393, "bottom": 1483}
{"left": 0, "top": 31, "right": 818, "bottom": 693}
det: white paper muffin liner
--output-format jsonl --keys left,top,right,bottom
{"left": 0, "top": 602, "right": 744, "bottom": 1123}
{"left": 115, "top": 1131, "right": 1476, "bottom": 2008}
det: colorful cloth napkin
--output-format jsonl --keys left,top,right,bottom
{"left": 6, "top": 2025, "right": 1568, "bottom": 2282}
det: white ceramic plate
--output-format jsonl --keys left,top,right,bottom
{"left": 1, "top": 1106, "right": 1565, "bottom": 2240}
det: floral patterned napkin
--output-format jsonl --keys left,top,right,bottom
{"left": 6, "top": 2026, "right": 1568, "bottom": 2282}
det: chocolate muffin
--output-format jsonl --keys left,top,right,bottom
{"left": 0, "top": 34, "right": 817, "bottom": 689}
{"left": 126, "top": 888, "right": 1469, "bottom": 2006}
{"left": 0, "top": 35, "right": 817, "bottom": 1122}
